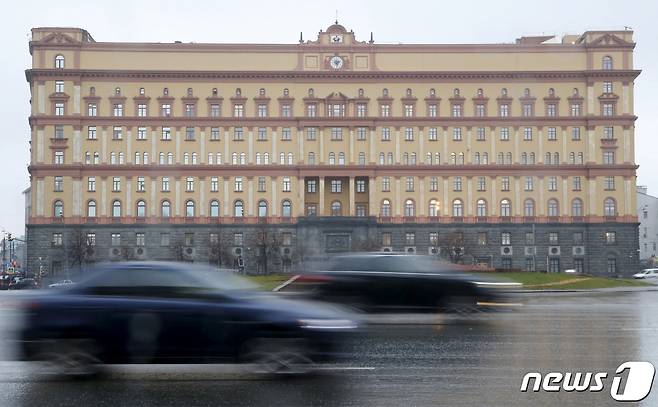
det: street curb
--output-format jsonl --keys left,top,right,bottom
{"left": 509, "top": 287, "right": 658, "bottom": 294}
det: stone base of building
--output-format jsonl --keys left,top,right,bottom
{"left": 25, "top": 218, "right": 640, "bottom": 277}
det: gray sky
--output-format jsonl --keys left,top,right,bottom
{"left": 1, "top": 0, "right": 657, "bottom": 236}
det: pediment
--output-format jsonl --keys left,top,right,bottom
{"left": 38, "top": 32, "right": 80, "bottom": 45}
{"left": 588, "top": 33, "right": 632, "bottom": 47}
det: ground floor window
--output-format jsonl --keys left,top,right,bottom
{"left": 548, "top": 258, "right": 560, "bottom": 273}
{"left": 501, "top": 258, "right": 512, "bottom": 270}
{"left": 607, "top": 258, "right": 617, "bottom": 274}
{"left": 574, "top": 258, "right": 584, "bottom": 274}
{"left": 525, "top": 257, "right": 535, "bottom": 272}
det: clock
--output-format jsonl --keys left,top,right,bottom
{"left": 331, "top": 35, "right": 343, "bottom": 43}
{"left": 329, "top": 56, "right": 344, "bottom": 70}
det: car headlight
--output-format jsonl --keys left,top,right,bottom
{"left": 298, "top": 319, "right": 358, "bottom": 330}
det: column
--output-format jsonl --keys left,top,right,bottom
{"left": 514, "top": 177, "right": 521, "bottom": 216}
{"left": 101, "top": 127, "right": 108, "bottom": 163}
{"left": 248, "top": 128, "right": 254, "bottom": 164}
{"left": 349, "top": 129, "right": 355, "bottom": 164}
{"left": 150, "top": 178, "right": 157, "bottom": 216}
{"left": 72, "top": 178, "right": 82, "bottom": 216}
{"left": 125, "top": 178, "right": 132, "bottom": 216}
{"left": 224, "top": 128, "right": 230, "bottom": 163}
{"left": 223, "top": 179, "right": 230, "bottom": 216}
{"left": 175, "top": 128, "right": 181, "bottom": 163}
{"left": 297, "top": 128, "right": 304, "bottom": 163}
{"left": 419, "top": 128, "right": 425, "bottom": 164}
{"left": 271, "top": 177, "right": 277, "bottom": 216}
{"left": 443, "top": 178, "right": 449, "bottom": 215}
{"left": 587, "top": 84, "right": 594, "bottom": 115}
{"left": 319, "top": 177, "right": 325, "bottom": 215}
{"left": 349, "top": 177, "right": 355, "bottom": 216}
{"left": 395, "top": 177, "right": 401, "bottom": 216}
{"left": 73, "top": 84, "right": 81, "bottom": 114}
{"left": 587, "top": 126, "right": 596, "bottom": 163}
{"left": 562, "top": 177, "right": 569, "bottom": 215}
{"left": 369, "top": 129, "right": 376, "bottom": 163}
{"left": 100, "top": 178, "right": 107, "bottom": 216}
{"left": 36, "top": 178, "right": 44, "bottom": 216}
{"left": 37, "top": 83, "right": 45, "bottom": 114}
{"left": 200, "top": 129, "right": 206, "bottom": 163}
{"left": 539, "top": 177, "right": 545, "bottom": 215}
{"left": 623, "top": 127, "right": 631, "bottom": 163}
{"left": 319, "top": 128, "right": 324, "bottom": 164}
{"left": 467, "top": 177, "right": 473, "bottom": 216}
{"left": 442, "top": 127, "right": 448, "bottom": 161}
{"left": 622, "top": 82, "right": 630, "bottom": 114}
{"left": 588, "top": 178, "right": 597, "bottom": 215}
{"left": 36, "top": 128, "right": 44, "bottom": 163}
{"left": 419, "top": 177, "right": 425, "bottom": 216}
{"left": 515, "top": 127, "right": 521, "bottom": 162}
{"left": 624, "top": 178, "right": 632, "bottom": 216}
{"left": 174, "top": 178, "right": 181, "bottom": 216}
{"left": 491, "top": 177, "right": 497, "bottom": 215}
{"left": 271, "top": 128, "right": 278, "bottom": 159}
{"left": 490, "top": 127, "right": 496, "bottom": 159}
{"left": 561, "top": 127, "right": 567, "bottom": 163}
{"left": 247, "top": 178, "right": 253, "bottom": 216}
{"left": 199, "top": 178, "right": 206, "bottom": 216}
{"left": 151, "top": 128, "right": 157, "bottom": 159}
{"left": 298, "top": 178, "right": 305, "bottom": 216}
{"left": 369, "top": 177, "right": 376, "bottom": 216}
{"left": 126, "top": 128, "right": 132, "bottom": 163}
{"left": 72, "top": 127, "right": 81, "bottom": 163}
{"left": 395, "top": 129, "right": 401, "bottom": 163}
{"left": 465, "top": 128, "right": 471, "bottom": 164}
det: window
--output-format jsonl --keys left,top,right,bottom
{"left": 378, "top": 198, "right": 393, "bottom": 217}
{"left": 55, "top": 54, "right": 65, "bottom": 68}
{"left": 136, "top": 200, "right": 146, "bottom": 217}
{"left": 523, "top": 127, "right": 533, "bottom": 141}
{"left": 573, "top": 232, "right": 584, "bottom": 245}
{"left": 501, "top": 177, "right": 510, "bottom": 191}
{"left": 475, "top": 104, "right": 485, "bottom": 117}
{"left": 603, "top": 81, "right": 613, "bottom": 94}
{"left": 404, "top": 200, "right": 415, "bottom": 217}
{"left": 234, "top": 177, "right": 243, "bottom": 192}
{"left": 572, "top": 199, "right": 583, "bottom": 216}
{"left": 602, "top": 103, "right": 614, "bottom": 116}
{"left": 281, "top": 200, "right": 292, "bottom": 217}
{"left": 548, "top": 176, "right": 557, "bottom": 191}
{"left": 381, "top": 127, "right": 391, "bottom": 141}
{"left": 547, "top": 199, "right": 559, "bottom": 216}
{"left": 184, "top": 200, "right": 195, "bottom": 217}
{"left": 282, "top": 177, "right": 291, "bottom": 192}
{"left": 547, "top": 127, "right": 557, "bottom": 141}
{"left": 111, "top": 176, "right": 121, "bottom": 192}
{"left": 604, "top": 126, "right": 614, "bottom": 139}
{"left": 331, "top": 127, "right": 343, "bottom": 140}
{"left": 356, "top": 179, "right": 366, "bottom": 193}
{"left": 572, "top": 127, "right": 581, "bottom": 140}
{"left": 112, "top": 200, "right": 121, "bottom": 217}
{"left": 331, "top": 179, "right": 342, "bottom": 193}
{"left": 429, "top": 199, "right": 440, "bottom": 217}
{"left": 524, "top": 199, "right": 535, "bottom": 216}
{"left": 382, "top": 232, "right": 392, "bottom": 247}
{"left": 54, "top": 103, "right": 64, "bottom": 116}
{"left": 281, "top": 128, "right": 291, "bottom": 141}
{"left": 477, "top": 176, "right": 486, "bottom": 191}
{"left": 306, "top": 127, "right": 317, "bottom": 140}
{"left": 405, "top": 232, "right": 415, "bottom": 246}
{"left": 160, "top": 103, "right": 171, "bottom": 117}
{"left": 113, "top": 104, "right": 123, "bottom": 117}
{"left": 209, "top": 200, "right": 220, "bottom": 217}
{"left": 136, "top": 176, "right": 145, "bottom": 192}
{"left": 233, "top": 104, "right": 244, "bottom": 117}
{"left": 234, "top": 233, "right": 244, "bottom": 246}
{"left": 185, "top": 127, "right": 195, "bottom": 141}
{"left": 186, "top": 177, "right": 194, "bottom": 192}
{"left": 257, "top": 104, "right": 268, "bottom": 118}
{"left": 452, "top": 199, "right": 463, "bottom": 217}
{"left": 451, "top": 104, "right": 462, "bottom": 117}
{"left": 453, "top": 128, "right": 462, "bottom": 141}
{"left": 603, "top": 151, "right": 615, "bottom": 165}
{"left": 570, "top": 104, "right": 581, "bottom": 116}
{"left": 524, "top": 176, "right": 534, "bottom": 191}
{"left": 380, "top": 104, "right": 390, "bottom": 117}
{"left": 55, "top": 80, "right": 64, "bottom": 93}
{"left": 233, "top": 127, "right": 244, "bottom": 141}
{"left": 453, "top": 177, "right": 462, "bottom": 192}
{"left": 499, "top": 104, "right": 509, "bottom": 117}
{"left": 161, "top": 177, "right": 170, "bottom": 192}
{"left": 604, "top": 198, "right": 617, "bottom": 216}
{"left": 476, "top": 127, "right": 486, "bottom": 141}
{"left": 522, "top": 104, "right": 533, "bottom": 117}
{"left": 573, "top": 177, "right": 582, "bottom": 191}
{"left": 257, "top": 176, "right": 266, "bottom": 192}
{"left": 161, "top": 200, "right": 171, "bottom": 217}
{"left": 500, "top": 199, "right": 511, "bottom": 216}
{"left": 382, "top": 177, "right": 391, "bottom": 192}
{"left": 546, "top": 104, "right": 556, "bottom": 117}
{"left": 161, "top": 127, "right": 171, "bottom": 141}
{"left": 52, "top": 176, "right": 64, "bottom": 192}
{"left": 501, "top": 232, "right": 511, "bottom": 246}
{"left": 548, "top": 258, "right": 560, "bottom": 273}
{"left": 406, "top": 177, "right": 414, "bottom": 192}
{"left": 500, "top": 127, "right": 509, "bottom": 141}
{"left": 476, "top": 199, "right": 487, "bottom": 216}
{"left": 306, "top": 104, "right": 317, "bottom": 117}
{"left": 604, "top": 176, "right": 615, "bottom": 190}
{"left": 331, "top": 201, "right": 342, "bottom": 216}
{"left": 605, "top": 232, "right": 617, "bottom": 244}
{"left": 602, "top": 56, "right": 613, "bottom": 70}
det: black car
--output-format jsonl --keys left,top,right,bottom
{"left": 277, "top": 253, "right": 518, "bottom": 313}
{"left": 18, "top": 262, "right": 357, "bottom": 376}
{"left": 8, "top": 278, "right": 39, "bottom": 290}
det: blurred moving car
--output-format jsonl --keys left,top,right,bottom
{"left": 19, "top": 262, "right": 357, "bottom": 376}
{"left": 8, "top": 278, "right": 39, "bottom": 290}
{"left": 633, "top": 268, "right": 658, "bottom": 279}
{"left": 0, "top": 275, "right": 12, "bottom": 290}
{"left": 276, "top": 253, "right": 519, "bottom": 313}
{"left": 48, "top": 280, "right": 75, "bottom": 288}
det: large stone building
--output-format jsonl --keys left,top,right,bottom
{"left": 25, "top": 23, "right": 641, "bottom": 275}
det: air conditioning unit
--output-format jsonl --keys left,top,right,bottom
{"left": 404, "top": 246, "right": 417, "bottom": 254}
{"left": 524, "top": 246, "right": 537, "bottom": 256}
{"left": 109, "top": 247, "right": 121, "bottom": 258}
{"left": 428, "top": 246, "right": 440, "bottom": 255}
{"left": 381, "top": 246, "right": 393, "bottom": 253}
{"left": 280, "top": 247, "right": 292, "bottom": 258}
{"left": 572, "top": 246, "right": 585, "bottom": 256}
{"left": 501, "top": 246, "right": 513, "bottom": 256}
{"left": 183, "top": 247, "right": 195, "bottom": 259}
{"left": 134, "top": 247, "right": 147, "bottom": 259}
{"left": 232, "top": 247, "right": 243, "bottom": 257}
{"left": 548, "top": 246, "right": 561, "bottom": 256}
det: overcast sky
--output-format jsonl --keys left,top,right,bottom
{"left": 1, "top": 0, "right": 656, "bottom": 236}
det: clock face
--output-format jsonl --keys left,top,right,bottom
{"left": 330, "top": 56, "right": 344, "bottom": 70}
{"left": 331, "top": 35, "right": 343, "bottom": 43}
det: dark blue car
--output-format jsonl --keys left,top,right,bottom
{"left": 18, "top": 262, "right": 357, "bottom": 376}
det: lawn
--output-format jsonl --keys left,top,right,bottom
{"left": 244, "top": 274, "right": 292, "bottom": 291}
{"left": 475, "top": 272, "right": 651, "bottom": 290}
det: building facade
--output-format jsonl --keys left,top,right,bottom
{"left": 637, "top": 186, "right": 658, "bottom": 263}
{"left": 25, "top": 24, "right": 641, "bottom": 275}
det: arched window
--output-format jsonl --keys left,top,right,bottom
{"left": 110, "top": 152, "right": 117, "bottom": 165}
{"left": 118, "top": 152, "right": 125, "bottom": 164}
{"left": 259, "top": 87, "right": 265, "bottom": 96}
{"left": 240, "top": 153, "right": 246, "bottom": 165}
{"left": 143, "top": 152, "right": 149, "bottom": 164}
{"left": 192, "top": 152, "right": 198, "bottom": 165}
{"left": 404, "top": 199, "right": 415, "bottom": 217}
{"left": 548, "top": 88, "right": 555, "bottom": 96}
{"left": 159, "top": 153, "right": 165, "bottom": 164}
{"left": 477, "top": 88, "right": 484, "bottom": 96}
{"left": 329, "top": 152, "right": 336, "bottom": 165}
{"left": 184, "top": 153, "right": 190, "bottom": 165}
{"left": 474, "top": 152, "right": 481, "bottom": 165}
{"left": 569, "top": 152, "right": 575, "bottom": 164}
{"left": 383, "top": 88, "right": 389, "bottom": 96}
{"left": 426, "top": 152, "right": 433, "bottom": 165}
{"left": 429, "top": 88, "right": 436, "bottom": 96}
{"left": 553, "top": 152, "right": 559, "bottom": 164}
{"left": 604, "top": 198, "right": 617, "bottom": 216}
{"left": 185, "top": 200, "right": 195, "bottom": 217}
{"left": 521, "top": 153, "right": 527, "bottom": 164}
{"left": 136, "top": 200, "right": 146, "bottom": 217}
{"left": 506, "top": 152, "right": 512, "bottom": 164}
{"left": 112, "top": 200, "right": 121, "bottom": 217}
{"left": 429, "top": 199, "right": 440, "bottom": 217}
{"left": 161, "top": 200, "right": 171, "bottom": 217}
{"left": 282, "top": 200, "right": 292, "bottom": 217}
{"left": 500, "top": 199, "right": 511, "bottom": 217}
{"left": 450, "top": 153, "right": 457, "bottom": 165}
{"left": 523, "top": 88, "right": 530, "bottom": 97}
{"left": 379, "top": 153, "right": 385, "bottom": 165}
{"left": 571, "top": 198, "right": 583, "bottom": 216}
{"left": 258, "top": 200, "right": 268, "bottom": 217}
{"left": 308, "top": 152, "right": 315, "bottom": 165}
{"left": 288, "top": 152, "right": 294, "bottom": 165}
{"left": 262, "top": 153, "right": 268, "bottom": 165}
{"left": 482, "top": 152, "right": 488, "bottom": 164}
{"left": 547, "top": 199, "right": 559, "bottom": 216}
{"left": 234, "top": 200, "right": 244, "bottom": 217}
{"left": 435, "top": 152, "right": 441, "bottom": 164}
{"left": 458, "top": 152, "right": 465, "bottom": 164}
{"left": 54, "top": 54, "right": 65, "bottom": 69}
{"left": 381, "top": 199, "right": 391, "bottom": 217}
{"left": 403, "top": 153, "right": 409, "bottom": 165}
{"left": 134, "top": 152, "right": 141, "bottom": 164}
{"left": 167, "top": 153, "right": 173, "bottom": 165}
{"left": 53, "top": 200, "right": 64, "bottom": 217}
{"left": 545, "top": 152, "right": 552, "bottom": 164}
{"left": 358, "top": 152, "right": 366, "bottom": 165}
{"left": 453, "top": 88, "right": 460, "bottom": 96}
{"left": 256, "top": 153, "right": 261, "bottom": 165}
{"left": 602, "top": 56, "right": 613, "bottom": 70}
{"left": 87, "top": 200, "right": 96, "bottom": 217}
{"left": 279, "top": 152, "right": 285, "bottom": 165}
{"left": 85, "top": 152, "right": 91, "bottom": 164}
{"left": 232, "top": 153, "right": 238, "bottom": 165}
{"left": 529, "top": 152, "right": 535, "bottom": 164}
{"left": 210, "top": 200, "right": 220, "bottom": 217}
{"left": 501, "top": 88, "right": 508, "bottom": 96}
{"left": 387, "top": 152, "right": 394, "bottom": 165}
{"left": 308, "top": 88, "right": 314, "bottom": 96}
{"left": 524, "top": 199, "right": 535, "bottom": 216}
{"left": 452, "top": 199, "right": 463, "bottom": 217}
{"left": 209, "top": 153, "right": 214, "bottom": 165}
{"left": 410, "top": 153, "right": 417, "bottom": 165}
{"left": 476, "top": 199, "right": 487, "bottom": 217}
{"left": 331, "top": 201, "right": 342, "bottom": 216}
{"left": 338, "top": 152, "right": 345, "bottom": 165}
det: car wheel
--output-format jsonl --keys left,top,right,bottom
{"left": 241, "top": 338, "right": 313, "bottom": 375}
{"left": 36, "top": 339, "right": 102, "bottom": 378}
{"left": 440, "top": 295, "right": 476, "bottom": 315}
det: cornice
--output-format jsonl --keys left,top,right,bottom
{"left": 25, "top": 68, "right": 642, "bottom": 83}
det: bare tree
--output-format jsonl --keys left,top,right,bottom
{"left": 354, "top": 235, "right": 381, "bottom": 252}
{"left": 437, "top": 232, "right": 468, "bottom": 264}
{"left": 207, "top": 231, "right": 231, "bottom": 269}
{"left": 254, "top": 227, "right": 281, "bottom": 275}
{"left": 67, "top": 228, "right": 94, "bottom": 271}
{"left": 169, "top": 235, "right": 188, "bottom": 262}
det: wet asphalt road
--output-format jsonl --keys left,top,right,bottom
{"left": 0, "top": 290, "right": 657, "bottom": 407}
